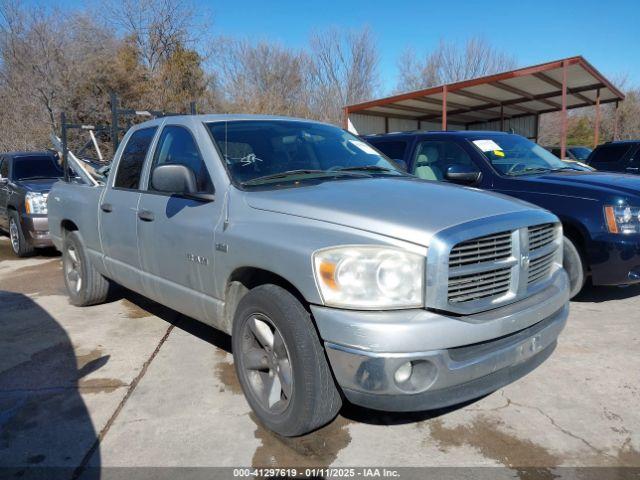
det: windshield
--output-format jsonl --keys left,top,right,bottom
{"left": 468, "top": 135, "right": 571, "bottom": 176}
{"left": 13, "top": 155, "right": 63, "bottom": 180}
{"left": 206, "top": 120, "right": 403, "bottom": 186}
{"left": 568, "top": 147, "right": 592, "bottom": 161}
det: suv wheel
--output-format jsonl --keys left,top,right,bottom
{"left": 9, "top": 211, "right": 35, "bottom": 257}
{"left": 563, "top": 235, "right": 586, "bottom": 298}
{"left": 63, "top": 231, "right": 111, "bottom": 306}
{"left": 232, "top": 284, "right": 342, "bottom": 436}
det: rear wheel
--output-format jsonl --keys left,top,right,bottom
{"left": 563, "top": 235, "right": 586, "bottom": 298}
{"left": 232, "top": 284, "right": 342, "bottom": 436}
{"left": 63, "top": 231, "right": 110, "bottom": 306}
{"left": 9, "top": 211, "right": 35, "bottom": 257}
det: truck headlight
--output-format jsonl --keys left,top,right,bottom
{"left": 313, "top": 246, "right": 424, "bottom": 309}
{"left": 25, "top": 192, "right": 48, "bottom": 215}
{"left": 604, "top": 205, "right": 640, "bottom": 234}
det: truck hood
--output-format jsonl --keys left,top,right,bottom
{"left": 510, "top": 171, "right": 640, "bottom": 201}
{"left": 16, "top": 178, "right": 59, "bottom": 193}
{"left": 244, "top": 177, "right": 538, "bottom": 246}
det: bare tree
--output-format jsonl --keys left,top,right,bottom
{"left": 308, "top": 26, "right": 379, "bottom": 124}
{"left": 212, "top": 38, "right": 312, "bottom": 117}
{"left": 395, "top": 36, "right": 517, "bottom": 92}
{"left": 105, "top": 0, "right": 206, "bottom": 73}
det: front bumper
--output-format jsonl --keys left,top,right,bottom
{"left": 20, "top": 214, "right": 52, "bottom": 248}
{"left": 588, "top": 232, "right": 640, "bottom": 285}
{"left": 313, "top": 269, "right": 569, "bottom": 412}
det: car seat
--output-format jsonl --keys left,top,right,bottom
{"left": 414, "top": 147, "right": 442, "bottom": 181}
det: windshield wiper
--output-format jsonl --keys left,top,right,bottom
{"left": 336, "top": 165, "right": 394, "bottom": 173}
{"left": 18, "top": 175, "right": 60, "bottom": 180}
{"left": 241, "top": 169, "right": 353, "bottom": 186}
{"left": 549, "top": 166, "right": 583, "bottom": 172}
{"left": 506, "top": 166, "right": 551, "bottom": 176}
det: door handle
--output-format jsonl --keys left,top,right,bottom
{"left": 137, "top": 209, "right": 155, "bottom": 222}
{"left": 100, "top": 203, "right": 113, "bottom": 213}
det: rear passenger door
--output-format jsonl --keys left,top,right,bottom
{"left": 588, "top": 143, "right": 634, "bottom": 173}
{"left": 136, "top": 123, "right": 223, "bottom": 321}
{"left": 100, "top": 126, "right": 158, "bottom": 288}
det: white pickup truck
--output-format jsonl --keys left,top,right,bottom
{"left": 48, "top": 115, "right": 570, "bottom": 436}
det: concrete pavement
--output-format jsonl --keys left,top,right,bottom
{"left": 0, "top": 236, "right": 638, "bottom": 478}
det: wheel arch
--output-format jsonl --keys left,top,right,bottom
{"left": 223, "top": 266, "right": 311, "bottom": 333}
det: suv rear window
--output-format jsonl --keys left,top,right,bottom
{"left": 589, "top": 144, "right": 634, "bottom": 163}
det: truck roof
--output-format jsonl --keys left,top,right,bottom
{"left": 133, "top": 113, "right": 329, "bottom": 129}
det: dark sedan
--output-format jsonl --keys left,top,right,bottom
{"left": 0, "top": 151, "right": 62, "bottom": 256}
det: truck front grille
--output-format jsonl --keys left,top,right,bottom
{"left": 446, "top": 223, "right": 559, "bottom": 307}
{"left": 448, "top": 230, "right": 512, "bottom": 268}
{"left": 448, "top": 266, "right": 512, "bottom": 303}
{"left": 528, "top": 224, "right": 555, "bottom": 252}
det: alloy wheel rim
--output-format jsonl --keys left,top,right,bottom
{"left": 240, "top": 313, "right": 293, "bottom": 414}
{"left": 9, "top": 219, "right": 19, "bottom": 253}
{"left": 64, "top": 245, "right": 82, "bottom": 293}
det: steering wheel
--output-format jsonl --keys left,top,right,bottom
{"left": 507, "top": 162, "right": 528, "bottom": 174}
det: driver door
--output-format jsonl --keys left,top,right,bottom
{"left": 136, "top": 123, "right": 224, "bottom": 323}
{"left": 411, "top": 140, "right": 483, "bottom": 185}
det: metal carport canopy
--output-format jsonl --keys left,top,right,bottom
{"left": 344, "top": 56, "right": 624, "bottom": 157}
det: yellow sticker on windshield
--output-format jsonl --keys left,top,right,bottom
{"left": 493, "top": 150, "right": 505, "bottom": 157}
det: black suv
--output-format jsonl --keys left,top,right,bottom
{"left": 587, "top": 141, "right": 640, "bottom": 174}
{"left": 0, "top": 151, "right": 63, "bottom": 256}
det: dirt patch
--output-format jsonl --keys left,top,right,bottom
{"left": 251, "top": 413, "right": 352, "bottom": 468}
{"left": 120, "top": 298, "right": 154, "bottom": 319}
{"left": 426, "top": 416, "right": 560, "bottom": 479}
{"left": 78, "top": 377, "right": 127, "bottom": 394}
{"left": 0, "top": 258, "right": 65, "bottom": 296}
{"left": 213, "top": 349, "right": 242, "bottom": 395}
{"left": 0, "top": 238, "right": 16, "bottom": 261}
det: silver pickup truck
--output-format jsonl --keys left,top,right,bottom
{"left": 48, "top": 115, "right": 570, "bottom": 436}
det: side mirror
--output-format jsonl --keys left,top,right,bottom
{"left": 151, "top": 164, "right": 214, "bottom": 202}
{"left": 445, "top": 164, "right": 481, "bottom": 185}
{"left": 393, "top": 159, "right": 408, "bottom": 172}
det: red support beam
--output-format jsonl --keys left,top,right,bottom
{"left": 442, "top": 85, "right": 448, "bottom": 131}
{"left": 594, "top": 88, "right": 601, "bottom": 147}
{"left": 614, "top": 101, "right": 619, "bottom": 140}
{"left": 500, "top": 104, "right": 504, "bottom": 131}
{"left": 560, "top": 61, "right": 568, "bottom": 159}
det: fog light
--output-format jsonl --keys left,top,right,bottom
{"left": 393, "top": 359, "right": 438, "bottom": 392}
{"left": 394, "top": 362, "right": 413, "bottom": 383}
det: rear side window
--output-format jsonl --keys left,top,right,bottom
{"left": 114, "top": 127, "right": 157, "bottom": 189}
{"left": 368, "top": 140, "right": 407, "bottom": 160}
{"left": 149, "top": 125, "right": 213, "bottom": 193}
{"left": 589, "top": 144, "right": 633, "bottom": 164}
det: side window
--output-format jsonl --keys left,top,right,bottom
{"left": 149, "top": 126, "right": 213, "bottom": 193}
{"left": 412, "top": 140, "right": 477, "bottom": 181}
{"left": 589, "top": 144, "right": 632, "bottom": 164}
{"left": 114, "top": 127, "right": 157, "bottom": 189}
{"left": 369, "top": 140, "right": 407, "bottom": 160}
{"left": 0, "top": 159, "right": 8, "bottom": 179}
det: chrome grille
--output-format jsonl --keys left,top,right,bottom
{"left": 449, "top": 230, "right": 512, "bottom": 268}
{"left": 448, "top": 267, "right": 512, "bottom": 303}
{"left": 528, "top": 251, "right": 555, "bottom": 284}
{"left": 528, "top": 223, "right": 555, "bottom": 252}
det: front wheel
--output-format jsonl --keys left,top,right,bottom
{"left": 9, "top": 211, "right": 35, "bottom": 257}
{"left": 232, "top": 284, "right": 342, "bottom": 436}
{"left": 563, "top": 236, "right": 586, "bottom": 299}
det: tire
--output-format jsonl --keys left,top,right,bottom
{"left": 9, "top": 210, "right": 35, "bottom": 257}
{"left": 62, "top": 231, "right": 110, "bottom": 306}
{"left": 232, "top": 284, "right": 342, "bottom": 436}
{"left": 563, "top": 235, "right": 586, "bottom": 299}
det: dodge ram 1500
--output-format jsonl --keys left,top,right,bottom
{"left": 48, "top": 115, "right": 570, "bottom": 436}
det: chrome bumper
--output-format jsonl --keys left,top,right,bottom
{"left": 20, "top": 214, "right": 52, "bottom": 248}
{"left": 313, "top": 269, "right": 569, "bottom": 411}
